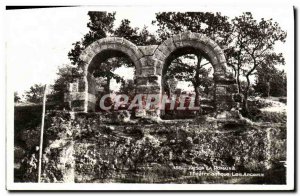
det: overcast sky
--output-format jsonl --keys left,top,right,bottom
{"left": 6, "top": 6, "right": 293, "bottom": 94}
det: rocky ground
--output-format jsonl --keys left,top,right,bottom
{"left": 14, "top": 97, "right": 287, "bottom": 184}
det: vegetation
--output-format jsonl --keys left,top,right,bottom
{"left": 14, "top": 92, "right": 21, "bottom": 103}
{"left": 228, "top": 13, "right": 286, "bottom": 114}
{"left": 164, "top": 55, "right": 213, "bottom": 106}
{"left": 15, "top": 111, "right": 286, "bottom": 183}
{"left": 23, "top": 84, "right": 45, "bottom": 104}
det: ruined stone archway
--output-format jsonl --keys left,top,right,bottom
{"left": 65, "top": 32, "right": 237, "bottom": 115}
{"left": 66, "top": 37, "right": 144, "bottom": 112}
{"left": 153, "top": 32, "right": 228, "bottom": 76}
{"left": 153, "top": 32, "right": 236, "bottom": 114}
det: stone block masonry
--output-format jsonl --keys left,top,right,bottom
{"left": 65, "top": 31, "right": 239, "bottom": 118}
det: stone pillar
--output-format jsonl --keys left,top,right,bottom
{"left": 135, "top": 54, "right": 162, "bottom": 118}
{"left": 64, "top": 72, "right": 97, "bottom": 112}
{"left": 86, "top": 73, "right": 97, "bottom": 112}
{"left": 64, "top": 77, "right": 86, "bottom": 112}
{"left": 135, "top": 75, "right": 161, "bottom": 118}
{"left": 214, "top": 73, "right": 241, "bottom": 119}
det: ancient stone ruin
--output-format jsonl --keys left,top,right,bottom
{"left": 65, "top": 31, "right": 239, "bottom": 118}
{"left": 16, "top": 32, "right": 286, "bottom": 184}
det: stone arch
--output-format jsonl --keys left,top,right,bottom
{"left": 77, "top": 37, "right": 144, "bottom": 112}
{"left": 80, "top": 37, "right": 144, "bottom": 75}
{"left": 65, "top": 32, "right": 237, "bottom": 115}
{"left": 153, "top": 31, "right": 227, "bottom": 77}
{"left": 153, "top": 31, "right": 236, "bottom": 114}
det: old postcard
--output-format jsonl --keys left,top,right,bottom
{"left": 6, "top": 3, "right": 295, "bottom": 191}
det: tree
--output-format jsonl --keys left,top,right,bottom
{"left": 165, "top": 54, "right": 212, "bottom": 107}
{"left": 229, "top": 13, "right": 286, "bottom": 113}
{"left": 119, "top": 79, "right": 135, "bottom": 99}
{"left": 68, "top": 12, "right": 116, "bottom": 67}
{"left": 135, "top": 26, "right": 158, "bottom": 45}
{"left": 270, "top": 70, "right": 287, "bottom": 97}
{"left": 93, "top": 58, "right": 128, "bottom": 93}
{"left": 67, "top": 12, "right": 126, "bottom": 95}
{"left": 14, "top": 92, "right": 21, "bottom": 103}
{"left": 24, "top": 84, "right": 45, "bottom": 104}
{"left": 154, "top": 12, "right": 232, "bottom": 45}
{"left": 69, "top": 13, "right": 157, "bottom": 67}
{"left": 254, "top": 63, "right": 287, "bottom": 97}
{"left": 114, "top": 19, "right": 158, "bottom": 45}
{"left": 83, "top": 11, "right": 116, "bottom": 47}
{"left": 114, "top": 19, "right": 139, "bottom": 43}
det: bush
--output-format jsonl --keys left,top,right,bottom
{"left": 279, "top": 97, "right": 287, "bottom": 104}
{"left": 259, "top": 111, "right": 286, "bottom": 123}
{"left": 248, "top": 98, "right": 272, "bottom": 109}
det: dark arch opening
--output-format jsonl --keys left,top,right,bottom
{"left": 87, "top": 49, "right": 136, "bottom": 112}
{"left": 162, "top": 46, "right": 212, "bottom": 76}
{"left": 161, "top": 46, "right": 216, "bottom": 119}
{"left": 88, "top": 50, "right": 135, "bottom": 73}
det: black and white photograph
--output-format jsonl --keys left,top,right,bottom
{"left": 5, "top": 2, "right": 295, "bottom": 191}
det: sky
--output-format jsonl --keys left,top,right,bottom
{"left": 6, "top": 6, "right": 293, "bottom": 94}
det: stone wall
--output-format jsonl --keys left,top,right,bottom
{"left": 37, "top": 111, "right": 286, "bottom": 184}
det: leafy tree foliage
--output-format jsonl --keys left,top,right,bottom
{"left": 24, "top": 84, "right": 45, "bottom": 104}
{"left": 92, "top": 58, "right": 129, "bottom": 93}
{"left": 164, "top": 54, "right": 212, "bottom": 106}
{"left": 228, "top": 13, "right": 286, "bottom": 113}
{"left": 68, "top": 12, "right": 116, "bottom": 67}
{"left": 14, "top": 92, "right": 21, "bottom": 103}
{"left": 114, "top": 19, "right": 158, "bottom": 45}
{"left": 254, "top": 65, "right": 287, "bottom": 97}
{"left": 68, "top": 12, "right": 157, "bottom": 67}
{"left": 114, "top": 19, "right": 139, "bottom": 43}
{"left": 154, "top": 12, "right": 232, "bottom": 45}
